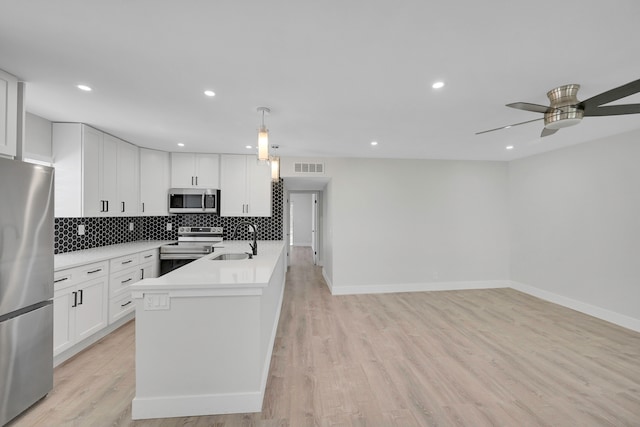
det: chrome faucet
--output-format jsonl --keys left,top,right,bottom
{"left": 233, "top": 221, "right": 258, "bottom": 256}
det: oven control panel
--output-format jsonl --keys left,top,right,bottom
{"left": 178, "top": 226, "right": 223, "bottom": 235}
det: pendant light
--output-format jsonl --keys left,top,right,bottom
{"left": 270, "top": 145, "right": 280, "bottom": 181}
{"left": 257, "top": 107, "right": 270, "bottom": 161}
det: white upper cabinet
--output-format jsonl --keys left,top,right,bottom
{"left": 220, "top": 154, "right": 271, "bottom": 217}
{"left": 53, "top": 123, "right": 136, "bottom": 217}
{"left": 0, "top": 69, "right": 18, "bottom": 157}
{"left": 170, "top": 153, "right": 219, "bottom": 188}
{"left": 99, "top": 133, "right": 118, "bottom": 215}
{"left": 139, "top": 148, "right": 170, "bottom": 215}
{"left": 116, "top": 138, "right": 139, "bottom": 216}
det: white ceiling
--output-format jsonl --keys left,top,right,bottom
{"left": 1, "top": 0, "right": 639, "bottom": 162}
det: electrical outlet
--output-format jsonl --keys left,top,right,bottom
{"left": 78, "top": 224, "right": 85, "bottom": 236}
{"left": 129, "top": 222, "right": 134, "bottom": 231}
{"left": 166, "top": 223, "right": 172, "bottom": 231}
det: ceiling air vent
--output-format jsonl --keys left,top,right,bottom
{"left": 294, "top": 162, "right": 324, "bottom": 174}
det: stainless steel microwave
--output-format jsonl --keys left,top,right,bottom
{"left": 168, "top": 188, "right": 219, "bottom": 214}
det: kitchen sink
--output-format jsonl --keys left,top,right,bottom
{"left": 211, "top": 252, "right": 251, "bottom": 261}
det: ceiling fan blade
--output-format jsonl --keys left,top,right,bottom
{"left": 506, "top": 102, "right": 554, "bottom": 114}
{"left": 541, "top": 128, "right": 558, "bottom": 137}
{"left": 475, "top": 117, "right": 544, "bottom": 135}
{"left": 580, "top": 79, "right": 640, "bottom": 113}
{"left": 582, "top": 103, "right": 640, "bottom": 116}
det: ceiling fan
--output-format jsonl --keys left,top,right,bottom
{"left": 476, "top": 78, "right": 640, "bottom": 137}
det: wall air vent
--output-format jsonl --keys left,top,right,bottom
{"left": 294, "top": 162, "right": 324, "bottom": 174}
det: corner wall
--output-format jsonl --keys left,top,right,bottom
{"left": 509, "top": 130, "right": 640, "bottom": 329}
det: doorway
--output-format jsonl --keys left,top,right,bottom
{"left": 287, "top": 190, "right": 321, "bottom": 266}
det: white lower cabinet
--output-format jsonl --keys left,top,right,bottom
{"left": 53, "top": 261, "right": 109, "bottom": 356}
{"left": 53, "top": 248, "right": 160, "bottom": 361}
{"left": 108, "top": 249, "right": 159, "bottom": 324}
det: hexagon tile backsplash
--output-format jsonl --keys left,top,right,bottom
{"left": 54, "top": 180, "right": 284, "bottom": 254}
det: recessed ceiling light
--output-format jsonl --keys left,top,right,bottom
{"left": 204, "top": 90, "right": 215, "bottom": 97}
{"left": 432, "top": 81, "right": 445, "bottom": 89}
{"left": 245, "top": 145, "right": 253, "bottom": 149}
{"left": 371, "top": 141, "right": 378, "bottom": 146}
{"left": 177, "top": 143, "right": 185, "bottom": 147}
{"left": 506, "top": 145, "right": 514, "bottom": 150}
{"left": 77, "top": 84, "right": 92, "bottom": 91}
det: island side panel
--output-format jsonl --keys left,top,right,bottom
{"left": 260, "top": 249, "right": 286, "bottom": 373}
{"left": 133, "top": 294, "right": 262, "bottom": 418}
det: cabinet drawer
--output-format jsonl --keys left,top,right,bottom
{"left": 109, "top": 253, "right": 139, "bottom": 273}
{"left": 109, "top": 291, "right": 134, "bottom": 324}
{"left": 54, "top": 261, "right": 108, "bottom": 291}
{"left": 138, "top": 249, "right": 158, "bottom": 264}
{"left": 109, "top": 266, "right": 141, "bottom": 298}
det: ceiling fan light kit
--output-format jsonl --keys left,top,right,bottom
{"left": 543, "top": 84, "right": 584, "bottom": 130}
{"left": 477, "top": 78, "right": 640, "bottom": 138}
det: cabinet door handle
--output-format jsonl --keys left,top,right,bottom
{"left": 87, "top": 268, "right": 102, "bottom": 274}
{"left": 121, "top": 278, "right": 133, "bottom": 284}
{"left": 191, "top": 176, "right": 194, "bottom": 186}
{"left": 54, "top": 277, "right": 69, "bottom": 283}
{"left": 144, "top": 254, "right": 153, "bottom": 259}
{"left": 72, "top": 291, "right": 78, "bottom": 308}
{"left": 142, "top": 202, "right": 145, "bottom": 213}
{"left": 140, "top": 268, "right": 144, "bottom": 280}
{"left": 106, "top": 201, "right": 109, "bottom": 212}
{"left": 195, "top": 176, "right": 198, "bottom": 186}
{"left": 78, "top": 289, "right": 83, "bottom": 305}
{"left": 121, "top": 301, "right": 132, "bottom": 308}
{"left": 122, "top": 260, "right": 133, "bottom": 265}
{"left": 121, "top": 202, "right": 125, "bottom": 213}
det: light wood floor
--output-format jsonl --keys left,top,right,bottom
{"left": 11, "top": 247, "right": 640, "bottom": 426}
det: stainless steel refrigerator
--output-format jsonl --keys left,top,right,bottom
{"left": 0, "top": 157, "right": 54, "bottom": 426}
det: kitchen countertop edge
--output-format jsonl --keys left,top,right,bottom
{"left": 131, "top": 240, "right": 286, "bottom": 292}
{"left": 54, "top": 240, "right": 175, "bottom": 271}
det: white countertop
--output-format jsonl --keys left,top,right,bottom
{"left": 54, "top": 240, "right": 175, "bottom": 271}
{"left": 131, "top": 240, "right": 285, "bottom": 291}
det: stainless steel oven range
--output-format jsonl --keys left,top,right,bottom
{"left": 160, "top": 226, "right": 224, "bottom": 275}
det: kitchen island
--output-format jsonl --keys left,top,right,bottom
{"left": 130, "top": 241, "right": 286, "bottom": 420}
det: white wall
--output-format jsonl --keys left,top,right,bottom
{"left": 327, "top": 158, "right": 511, "bottom": 292}
{"left": 24, "top": 112, "right": 52, "bottom": 162}
{"left": 290, "top": 193, "right": 313, "bottom": 246}
{"left": 509, "top": 130, "right": 640, "bottom": 328}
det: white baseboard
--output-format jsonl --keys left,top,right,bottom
{"left": 322, "top": 268, "right": 333, "bottom": 293}
{"left": 326, "top": 278, "right": 640, "bottom": 332}
{"left": 330, "top": 280, "right": 510, "bottom": 296}
{"left": 510, "top": 281, "right": 640, "bottom": 333}
{"left": 132, "top": 391, "right": 262, "bottom": 420}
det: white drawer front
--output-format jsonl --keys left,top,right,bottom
{"left": 109, "top": 253, "right": 139, "bottom": 274}
{"left": 109, "top": 266, "right": 141, "bottom": 298}
{"left": 109, "top": 292, "right": 134, "bottom": 324}
{"left": 54, "top": 261, "right": 108, "bottom": 290}
{"left": 138, "top": 249, "right": 158, "bottom": 263}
